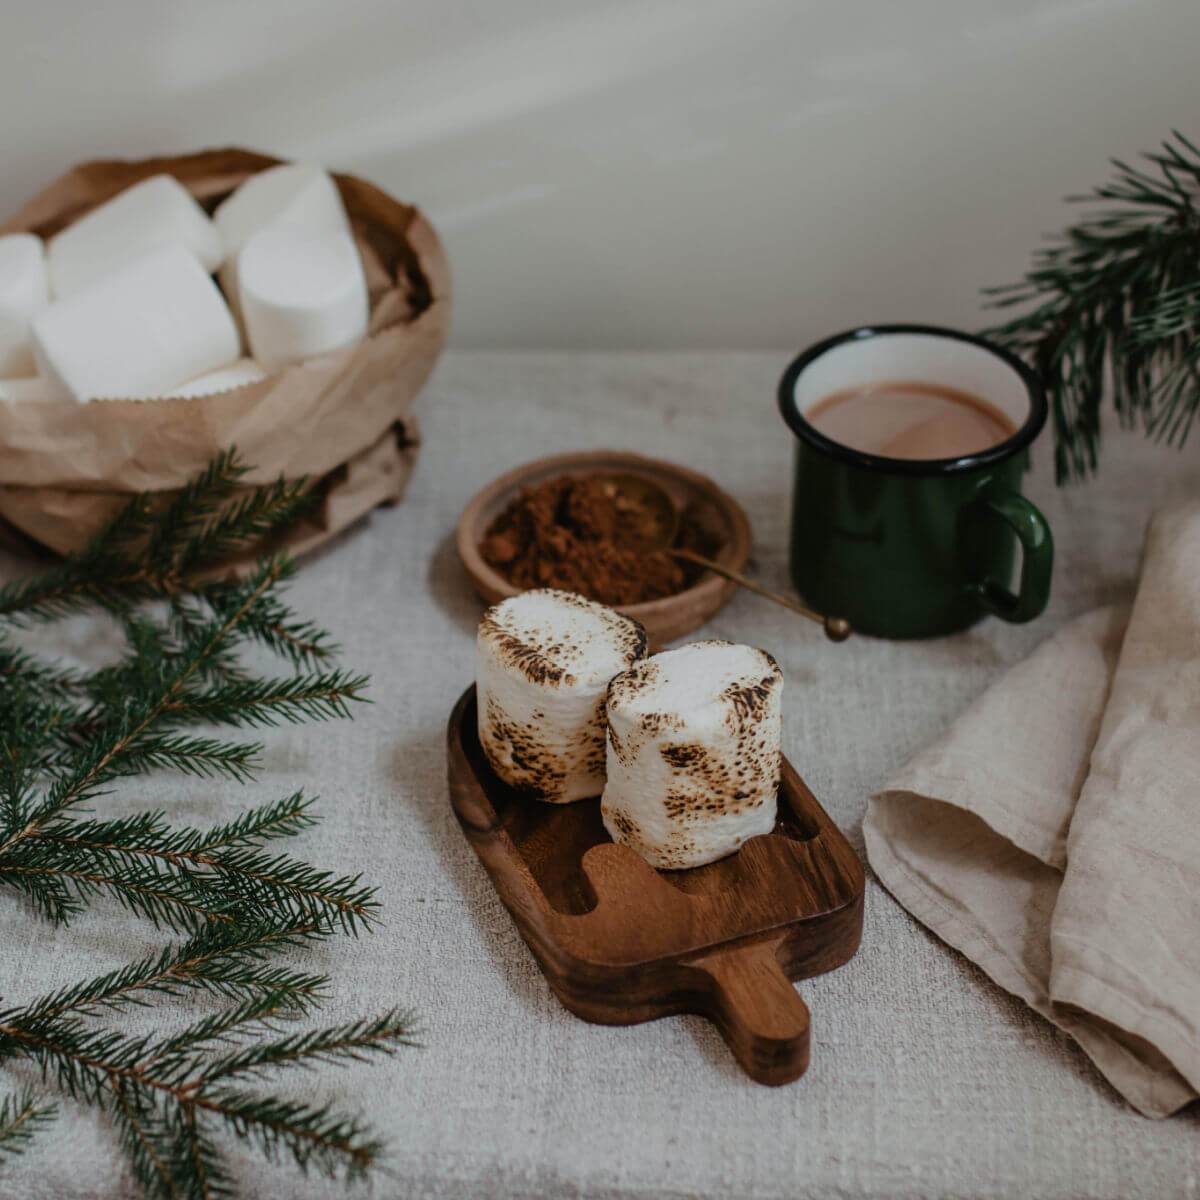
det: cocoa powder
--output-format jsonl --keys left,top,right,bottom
{"left": 480, "top": 475, "right": 718, "bottom": 607}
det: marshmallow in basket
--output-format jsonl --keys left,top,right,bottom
{"left": 238, "top": 227, "right": 368, "bottom": 371}
{"left": 0, "top": 234, "right": 49, "bottom": 377}
{"left": 47, "top": 174, "right": 223, "bottom": 299}
{"left": 33, "top": 245, "right": 240, "bottom": 401}
{"left": 3, "top": 162, "right": 368, "bottom": 403}
{"left": 214, "top": 162, "right": 349, "bottom": 317}
{"left": 217, "top": 164, "right": 365, "bottom": 370}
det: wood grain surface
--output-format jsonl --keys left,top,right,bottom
{"left": 447, "top": 685, "right": 865, "bottom": 1085}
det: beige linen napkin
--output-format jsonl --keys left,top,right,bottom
{"left": 864, "top": 498, "right": 1200, "bottom": 1118}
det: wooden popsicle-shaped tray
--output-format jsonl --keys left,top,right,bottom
{"left": 447, "top": 685, "right": 865, "bottom": 1085}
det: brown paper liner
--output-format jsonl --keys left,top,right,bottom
{"left": 0, "top": 148, "right": 450, "bottom": 563}
{"left": 0, "top": 418, "right": 420, "bottom": 567}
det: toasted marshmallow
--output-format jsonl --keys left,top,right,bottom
{"left": 476, "top": 589, "right": 647, "bottom": 804}
{"left": 602, "top": 640, "right": 782, "bottom": 869}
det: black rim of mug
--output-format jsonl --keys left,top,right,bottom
{"left": 777, "top": 324, "right": 1048, "bottom": 477}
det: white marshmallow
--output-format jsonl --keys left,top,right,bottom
{"left": 32, "top": 245, "right": 240, "bottom": 402}
{"left": 47, "top": 174, "right": 223, "bottom": 298}
{"left": 602, "top": 640, "right": 783, "bottom": 869}
{"left": 167, "top": 358, "right": 268, "bottom": 398}
{"left": 0, "top": 374, "right": 69, "bottom": 403}
{"left": 213, "top": 163, "right": 349, "bottom": 312}
{"left": 238, "top": 228, "right": 368, "bottom": 371}
{"left": 476, "top": 589, "right": 647, "bottom": 804}
{"left": 0, "top": 234, "right": 49, "bottom": 376}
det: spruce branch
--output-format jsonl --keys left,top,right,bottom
{"left": 184, "top": 1009, "right": 419, "bottom": 1088}
{"left": 0, "top": 855, "right": 245, "bottom": 933}
{"left": 202, "top": 560, "right": 339, "bottom": 669}
{"left": 0, "top": 867, "right": 78, "bottom": 924}
{"left": 168, "top": 670, "right": 371, "bottom": 731}
{"left": 190, "top": 1089, "right": 385, "bottom": 1183}
{"left": 24, "top": 921, "right": 333, "bottom": 1025}
{"left": 0, "top": 453, "right": 413, "bottom": 1194}
{"left": 0, "top": 1001, "right": 415, "bottom": 1185}
{"left": 143, "top": 450, "right": 249, "bottom": 576}
{"left": 174, "top": 475, "right": 315, "bottom": 577}
{"left": 0, "top": 492, "right": 156, "bottom": 623}
{"left": 0, "top": 448, "right": 315, "bottom": 623}
{"left": 19, "top": 794, "right": 380, "bottom": 935}
{"left": 173, "top": 1097, "right": 237, "bottom": 1200}
{"left": 188, "top": 793, "right": 320, "bottom": 850}
{"left": 984, "top": 130, "right": 1200, "bottom": 480}
{"left": 0, "top": 643, "right": 84, "bottom": 699}
{"left": 110, "top": 1079, "right": 198, "bottom": 1200}
{"left": 0, "top": 553, "right": 307, "bottom": 860}
{"left": 112, "top": 735, "right": 262, "bottom": 784}
{"left": 0, "top": 1017, "right": 157, "bottom": 1105}
{"left": 0, "top": 1087, "right": 57, "bottom": 1162}
{"left": 147, "top": 995, "right": 300, "bottom": 1071}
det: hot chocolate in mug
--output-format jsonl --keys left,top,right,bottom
{"left": 778, "top": 324, "right": 1053, "bottom": 639}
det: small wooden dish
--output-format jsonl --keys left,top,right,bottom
{"left": 455, "top": 450, "right": 753, "bottom": 645}
{"left": 447, "top": 686, "right": 865, "bottom": 1086}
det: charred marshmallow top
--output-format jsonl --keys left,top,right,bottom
{"left": 476, "top": 589, "right": 646, "bottom": 804}
{"left": 602, "top": 640, "right": 782, "bottom": 869}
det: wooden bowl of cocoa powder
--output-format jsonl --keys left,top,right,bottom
{"left": 456, "top": 450, "right": 752, "bottom": 645}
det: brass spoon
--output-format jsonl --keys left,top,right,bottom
{"left": 603, "top": 473, "right": 852, "bottom": 642}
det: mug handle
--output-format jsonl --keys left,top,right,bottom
{"left": 965, "top": 490, "right": 1053, "bottom": 623}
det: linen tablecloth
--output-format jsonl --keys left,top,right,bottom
{"left": 2, "top": 352, "right": 1198, "bottom": 1199}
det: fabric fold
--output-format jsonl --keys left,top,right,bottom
{"left": 864, "top": 498, "right": 1200, "bottom": 1118}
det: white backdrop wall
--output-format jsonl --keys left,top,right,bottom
{"left": 2, "top": 0, "right": 1197, "bottom": 348}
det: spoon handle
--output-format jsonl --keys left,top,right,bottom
{"left": 671, "top": 549, "right": 852, "bottom": 642}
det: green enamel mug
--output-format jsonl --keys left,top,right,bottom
{"left": 778, "top": 325, "right": 1053, "bottom": 639}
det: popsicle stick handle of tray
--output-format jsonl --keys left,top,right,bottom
{"left": 688, "top": 936, "right": 812, "bottom": 1084}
